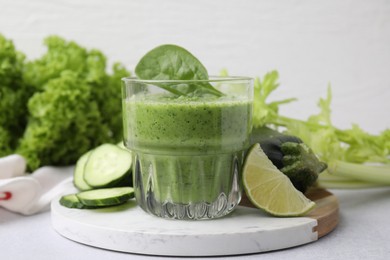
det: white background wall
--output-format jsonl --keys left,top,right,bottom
{"left": 1, "top": 0, "right": 389, "bottom": 134}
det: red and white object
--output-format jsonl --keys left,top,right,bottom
{"left": 0, "top": 155, "right": 76, "bottom": 215}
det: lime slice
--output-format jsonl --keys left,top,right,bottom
{"left": 243, "top": 143, "right": 316, "bottom": 217}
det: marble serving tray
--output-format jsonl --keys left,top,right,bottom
{"left": 51, "top": 188, "right": 338, "bottom": 256}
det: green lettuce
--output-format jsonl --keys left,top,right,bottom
{"left": 0, "top": 34, "right": 33, "bottom": 155}
{"left": 0, "top": 35, "right": 130, "bottom": 170}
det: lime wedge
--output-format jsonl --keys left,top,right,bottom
{"left": 243, "top": 143, "right": 316, "bottom": 217}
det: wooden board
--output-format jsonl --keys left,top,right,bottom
{"left": 51, "top": 187, "right": 338, "bottom": 256}
{"left": 240, "top": 187, "right": 339, "bottom": 238}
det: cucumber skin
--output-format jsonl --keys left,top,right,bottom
{"left": 111, "top": 169, "right": 133, "bottom": 187}
{"left": 59, "top": 194, "right": 96, "bottom": 209}
{"left": 73, "top": 151, "right": 93, "bottom": 191}
{"left": 76, "top": 188, "right": 135, "bottom": 207}
{"left": 84, "top": 168, "right": 132, "bottom": 189}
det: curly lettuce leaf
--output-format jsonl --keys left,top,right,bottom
{"left": 0, "top": 34, "right": 32, "bottom": 151}
{"left": 24, "top": 36, "right": 90, "bottom": 90}
{"left": 16, "top": 71, "right": 111, "bottom": 170}
{"left": 0, "top": 126, "right": 12, "bottom": 157}
{"left": 21, "top": 36, "right": 130, "bottom": 155}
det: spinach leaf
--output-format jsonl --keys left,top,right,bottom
{"left": 135, "top": 44, "right": 223, "bottom": 97}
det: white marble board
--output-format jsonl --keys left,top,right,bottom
{"left": 51, "top": 188, "right": 338, "bottom": 256}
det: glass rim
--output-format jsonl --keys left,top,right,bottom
{"left": 121, "top": 76, "right": 253, "bottom": 84}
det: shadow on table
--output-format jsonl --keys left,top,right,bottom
{"left": 331, "top": 187, "right": 390, "bottom": 210}
{"left": 0, "top": 207, "right": 49, "bottom": 225}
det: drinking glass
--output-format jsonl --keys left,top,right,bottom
{"left": 122, "top": 76, "right": 253, "bottom": 220}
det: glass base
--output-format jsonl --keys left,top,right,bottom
{"left": 133, "top": 151, "right": 244, "bottom": 220}
{"left": 142, "top": 192, "right": 239, "bottom": 220}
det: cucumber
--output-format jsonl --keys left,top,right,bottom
{"left": 76, "top": 187, "right": 134, "bottom": 207}
{"left": 83, "top": 143, "right": 132, "bottom": 188}
{"left": 59, "top": 194, "right": 96, "bottom": 209}
{"left": 73, "top": 151, "right": 93, "bottom": 191}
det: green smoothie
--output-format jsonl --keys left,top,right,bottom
{"left": 123, "top": 93, "right": 252, "bottom": 213}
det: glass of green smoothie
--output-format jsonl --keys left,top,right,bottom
{"left": 122, "top": 76, "right": 253, "bottom": 220}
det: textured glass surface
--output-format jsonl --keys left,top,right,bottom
{"left": 122, "top": 77, "right": 253, "bottom": 220}
{"left": 133, "top": 152, "right": 244, "bottom": 220}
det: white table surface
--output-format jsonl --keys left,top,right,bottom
{"left": 1, "top": 188, "right": 390, "bottom": 260}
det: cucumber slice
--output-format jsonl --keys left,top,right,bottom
{"left": 73, "top": 151, "right": 93, "bottom": 191}
{"left": 59, "top": 194, "right": 96, "bottom": 209}
{"left": 76, "top": 187, "right": 134, "bottom": 207}
{"left": 83, "top": 143, "right": 132, "bottom": 188}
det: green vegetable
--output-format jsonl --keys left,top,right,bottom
{"left": 73, "top": 143, "right": 132, "bottom": 191}
{"left": 252, "top": 71, "right": 390, "bottom": 189}
{"left": 68, "top": 143, "right": 133, "bottom": 210}
{"left": 60, "top": 187, "right": 134, "bottom": 209}
{"left": 73, "top": 151, "right": 93, "bottom": 191}
{"left": 0, "top": 35, "right": 130, "bottom": 170}
{"left": 0, "top": 34, "right": 33, "bottom": 156}
{"left": 252, "top": 71, "right": 296, "bottom": 129}
{"left": 251, "top": 126, "right": 327, "bottom": 193}
{"left": 59, "top": 194, "right": 96, "bottom": 209}
{"left": 0, "top": 127, "right": 12, "bottom": 157}
{"left": 16, "top": 71, "right": 111, "bottom": 170}
{"left": 135, "top": 44, "right": 223, "bottom": 97}
{"left": 24, "top": 36, "right": 129, "bottom": 142}
{"left": 83, "top": 143, "right": 132, "bottom": 188}
{"left": 76, "top": 187, "right": 134, "bottom": 207}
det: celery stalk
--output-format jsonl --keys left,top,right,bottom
{"left": 319, "top": 180, "right": 389, "bottom": 189}
{"left": 327, "top": 160, "right": 390, "bottom": 185}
